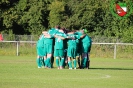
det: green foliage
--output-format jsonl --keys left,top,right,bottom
{"left": 0, "top": 0, "right": 133, "bottom": 42}
{"left": 0, "top": 0, "right": 49, "bottom": 35}
{"left": 48, "top": 0, "right": 65, "bottom": 27}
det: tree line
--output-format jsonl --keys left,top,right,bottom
{"left": 0, "top": 0, "right": 133, "bottom": 42}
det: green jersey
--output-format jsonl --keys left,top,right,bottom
{"left": 74, "top": 31, "right": 82, "bottom": 46}
{"left": 55, "top": 31, "right": 67, "bottom": 37}
{"left": 48, "top": 28, "right": 59, "bottom": 35}
{"left": 44, "top": 38, "right": 53, "bottom": 44}
{"left": 81, "top": 35, "right": 92, "bottom": 45}
{"left": 44, "top": 29, "right": 58, "bottom": 45}
{"left": 54, "top": 32, "right": 67, "bottom": 49}
{"left": 67, "top": 34, "right": 79, "bottom": 48}
{"left": 37, "top": 34, "right": 45, "bottom": 48}
{"left": 74, "top": 31, "right": 83, "bottom": 39}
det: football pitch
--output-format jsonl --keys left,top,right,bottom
{"left": 0, "top": 56, "right": 133, "bottom": 88}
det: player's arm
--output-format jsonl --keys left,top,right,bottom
{"left": 42, "top": 31, "right": 48, "bottom": 34}
{"left": 88, "top": 38, "right": 92, "bottom": 52}
{"left": 42, "top": 31, "right": 49, "bottom": 36}
{"left": 42, "top": 31, "right": 53, "bottom": 38}
{"left": 44, "top": 35, "right": 52, "bottom": 38}
{"left": 80, "top": 34, "right": 86, "bottom": 38}
{"left": 54, "top": 35, "right": 65, "bottom": 40}
{"left": 43, "top": 32, "right": 52, "bottom": 38}
{"left": 67, "top": 32, "right": 74, "bottom": 35}
{"left": 64, "top": 35, "right": 74, "bottom": 40}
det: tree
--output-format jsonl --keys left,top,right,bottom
{"left": 48, "top": 0, "right": 65, "bottom": 28}
{"left": 0, "top": 0, "right": 49, "bottom": 35}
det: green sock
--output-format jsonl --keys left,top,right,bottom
{"left": 68, "top": 61, "right": 72, "bottom": 68}
{"left": 45, "top": 58, "right": 48, "bottom": 67}
{"left": 60, "top": 58, "right": 65, "bottom": 67}
{"left": 36, "top": 58, "right": 41, "bottom": 67}
{"left": 40, "top": 58, "right": 43, "bottom": 67}
{"left": 73, "top": 59, "right": 77, "bottom": 68}
{"left": 47, "top": 58, "right": 51, "bottom": 68}
{"left": 56, "top": 57, "right": 59, "bottom": 67}
{"left": 44, "top": 59, "right": 46, "bottom": 67}
{"left": 83, "top": 58, "right": 87, "bottom": 68}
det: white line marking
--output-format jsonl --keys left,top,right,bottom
{"left": 89, "top": 73, "right": 111, "bottom": 79}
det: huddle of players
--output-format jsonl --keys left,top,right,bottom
{"left": 36, "top": 26, "right": 92, "bottom": 69}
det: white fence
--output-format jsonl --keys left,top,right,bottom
{"left": 0, "top": 41, "right": 37, "bottom": 56}
{"left": 93, "top": 43, "right": 133, "bottom": 59}
{"left": 0, "top": 41, "right": 133, "bottom": 59}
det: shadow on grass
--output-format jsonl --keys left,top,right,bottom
{"left": 90, "top": 68, "right": 133, "bottom": 70}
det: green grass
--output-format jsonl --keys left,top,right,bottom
{"left": 0, "top": 56, "right": 133, "bottom": 88}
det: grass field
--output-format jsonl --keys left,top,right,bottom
{"left": 0, "top": 56, "right": 133, "bottom": 88}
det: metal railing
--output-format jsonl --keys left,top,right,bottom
{"left": 93, "top": 42, "right": 133, "bottom": 59}
{"left": 0, "top": 41, "right": 133, "bottom": 59}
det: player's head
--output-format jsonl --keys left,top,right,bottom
{"left": 82, "top": 28, "right": 88, "bottom": 34}
{"left": 80, "top": 29, "right": 84, "bottom": 34}
{"left": 75, "top": 29, "right": 79, "bottom": 32}
{"left": 64, "top": 29, "right": 70, "bottom": 34}
{"left": 59, "top": 28, "right": 64, "bottom": 33}
{"left": 55, "top": 25, "right": 60, "bottom": 30}
{"left": 72, "top": 30, "right": 76, "bottom": 33}
{"left": 60, "top": 27, "right": 66, "bottom": 33}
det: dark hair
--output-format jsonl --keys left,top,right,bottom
{"left": 55, "top": 25, "right": 60, "bottom": 29}
{"left": 60, "top": 27, "right": 67, "bottom": 33}
{"left": 72, "top": 30, "right": 77, "bottom": 32}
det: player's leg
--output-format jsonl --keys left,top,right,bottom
{"left": 44, "top": 44, "right": 49, "bottom": 68}
{"left": 59, "top": 49, "right": 65, "bottom": 69}
{"left": 81, "top": 44, "right": 89, "bottom": 68}
{"left": 46, "top": 44, "right": 53, "bottom": 68}
{"left": 86, "top": 52, "right": 90, "bottom": 69}
{"left": 54, "top": 49, "right": 60, "bottom": 69}
{"left": 43, "top": 45, "right": 47, "bottom": 68}
{"left": 51, "top": 55, "right": 54, "bottom": 68}
{"left": 36, "top": 47, "right": 44, "bottom": 68}
{"left": 76, "top": 46, "right": 81, "bottom": 69}
{"left": 40, "top": 47, "right": 46, "bottom": 68}
{"left": 55, "top": 57, "right": 60, "bottom": 69}
{"left": 76, "top": 54, "right": 81, "bottom": 69}
{"left": 73, "top": 59, "right": 77, "bottom": 69}
{"left": 86, "top": 60, "right": 90, "bottom": 69}
{"left": 63, "top": 49, "right": 68, "bottom": 68}
{"left": 73, "top": 48, "right": 77, "bottom": 69}
{"left": 81, "top": 52, "right": 88, "bottom": 69}
{"left": 67, "top": 47, "right": 73, "bottom": 69}
{"left": 43, "top": 56, "right": 47, "bottom": 67}
{"left": 68, "top": 57, "right": 72, "bottom": 69}
{"left": 65, "top": 56, "right": 68, "bottom": 68}
{"left": 40, "top": 57, "right": 44, "bottom": 68}
{"left": 36, "top": 55, "right": 42, "bottom": 68}
{"left": 46, "top": 54, "right": 52, "bottom": 68}
{"left": 51, "top": 39, "right": 55, "bottom": 68}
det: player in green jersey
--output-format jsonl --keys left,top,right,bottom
{"left": 74, "top": 30, "right": 83, "bottom": 69}
{"left": 73, "top": 30, "right": 86, "bottom": 69}
{"left": 36, "top": 34, "right": 45, "bottom": 68}
{"left": 67, "top": 31, "right": 80, "bottom": 69}
{"left": 42, "top": 26, "right": 59, "bottom": 68}
{"left": 54, "top": 28, "right": 67, "bottom": 69}
{"left": 80, "top": 29, "right": 92, "bottom": 69}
